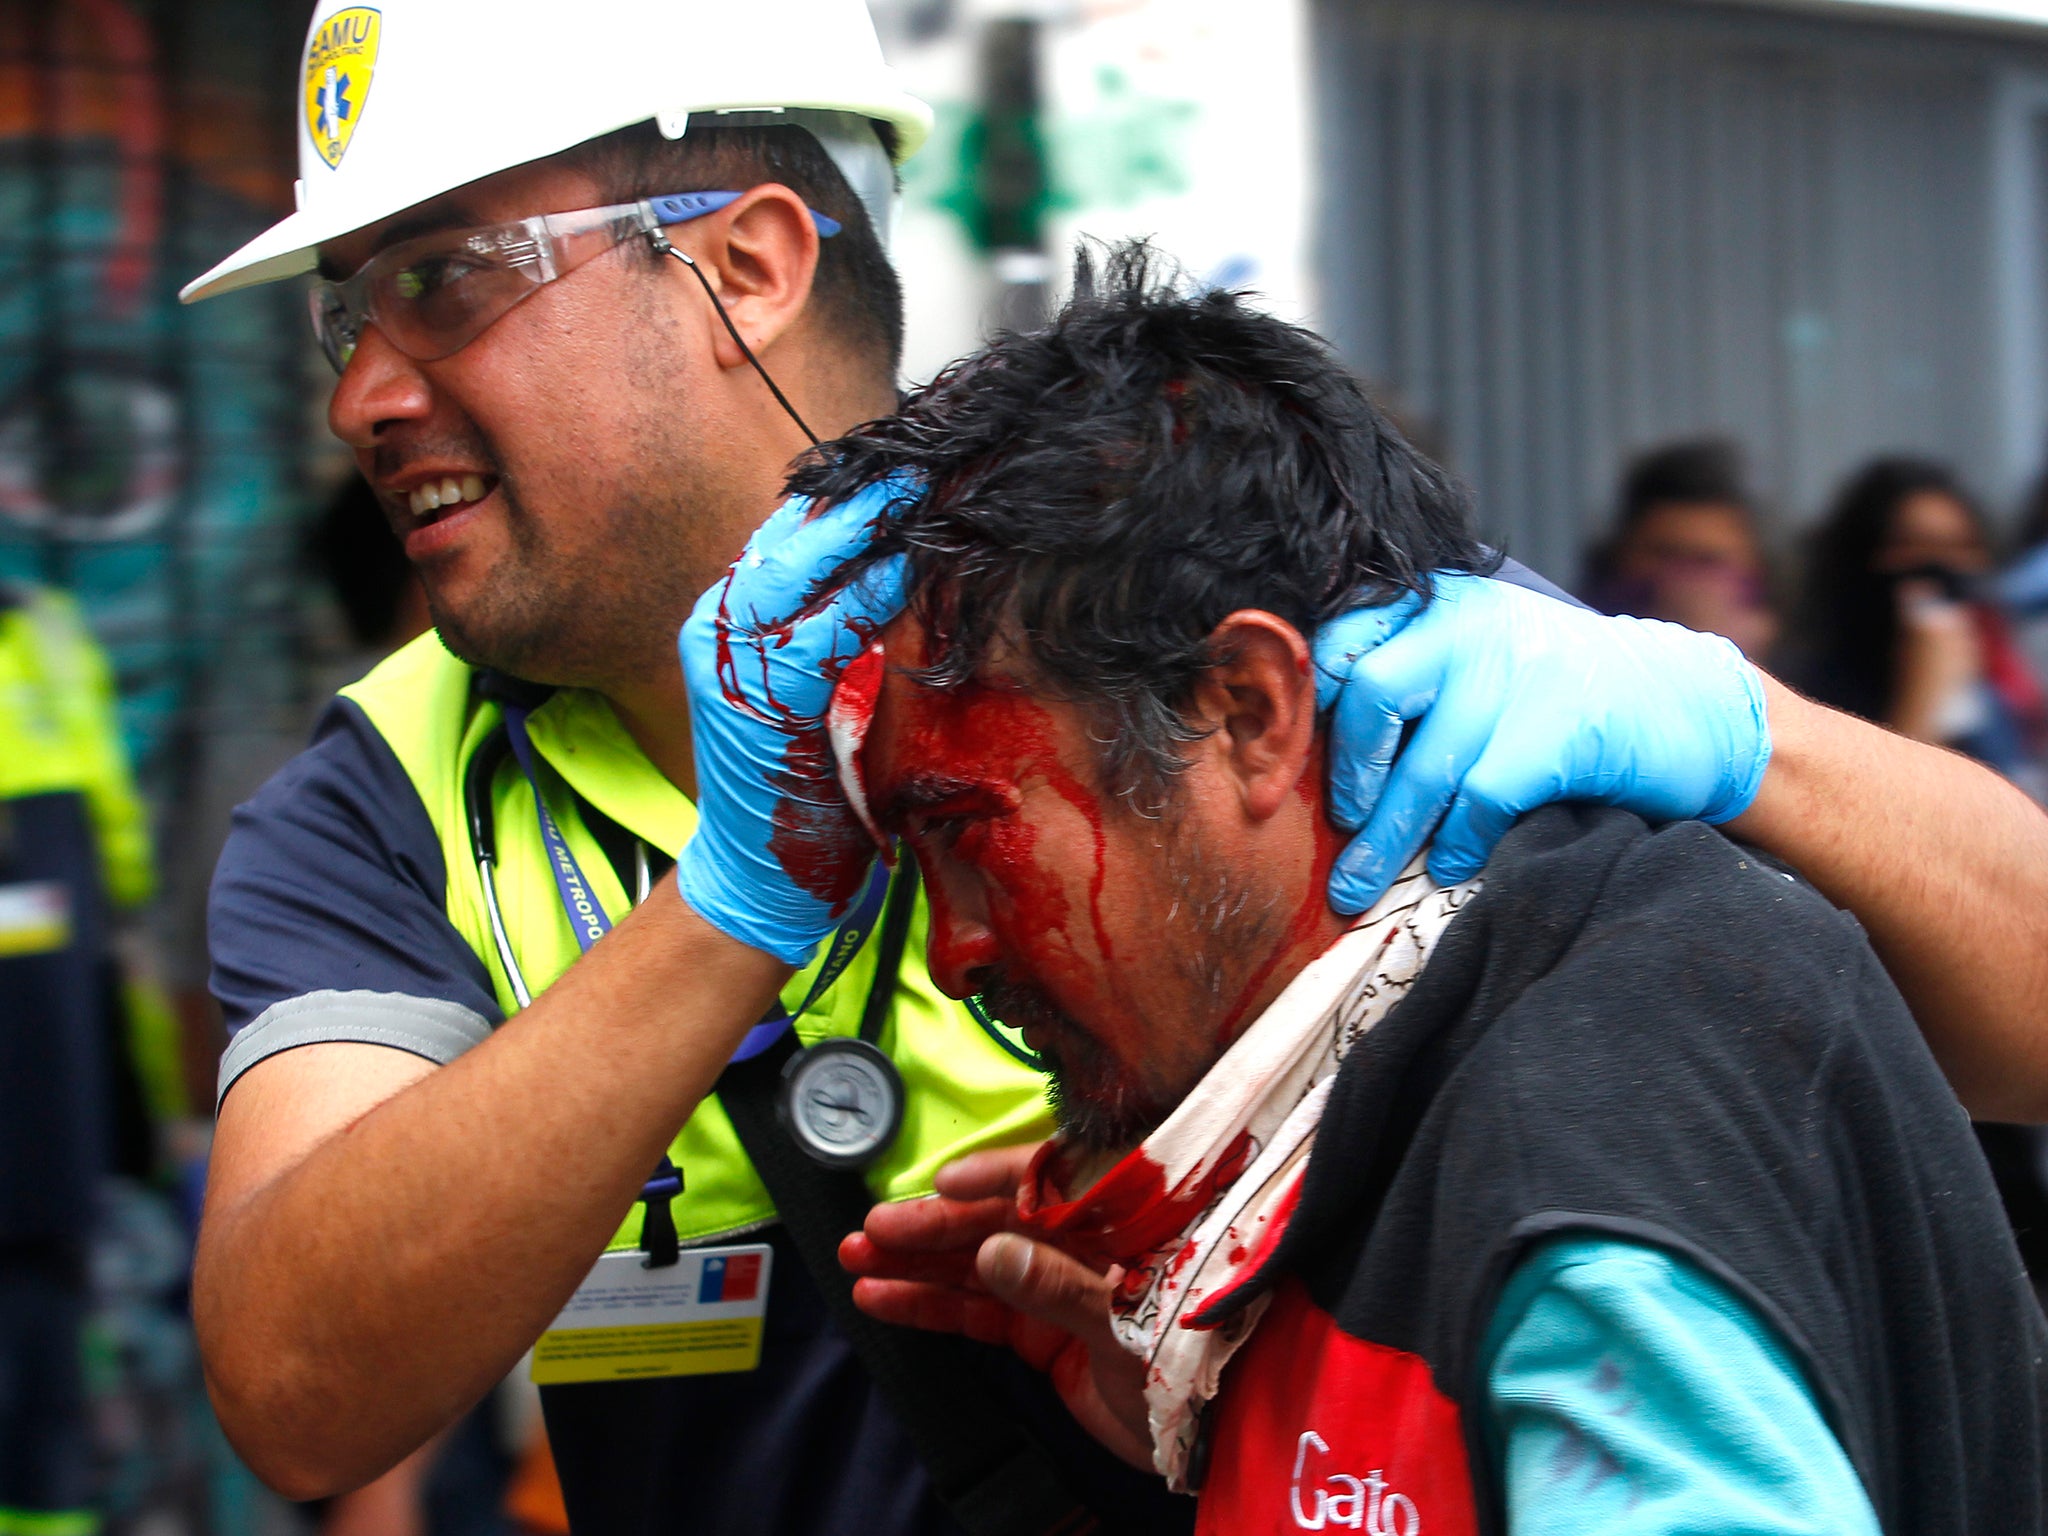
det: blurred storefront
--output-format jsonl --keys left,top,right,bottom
{"left": 1314, "top": 0, "right": 2048, "bottom": 576}
{"left": 873, "top": 0, "right": 1316, "bottom": 379}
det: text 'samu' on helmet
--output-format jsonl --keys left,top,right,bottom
{"left": 179, "top": 0, "right": 932, "bottom": 304}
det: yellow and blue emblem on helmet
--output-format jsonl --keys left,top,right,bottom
{"left": 303, "top": 7, "right": 382, "bottom": 170}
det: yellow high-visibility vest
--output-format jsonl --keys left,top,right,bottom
{"left": 341, "top": 631, "right": 1054, "bottom": 1249}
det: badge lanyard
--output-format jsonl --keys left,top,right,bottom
{"left": 495, "top": 702, "right": 891, "bottom": 1263}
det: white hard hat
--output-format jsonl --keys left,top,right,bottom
{"left": 180, "top": 0, "right": 931, "bottom": 304}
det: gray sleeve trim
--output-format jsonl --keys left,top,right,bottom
{"left": 217, "top": 989, "right": 495, "bottom": 1107}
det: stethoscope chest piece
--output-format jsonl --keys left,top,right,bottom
{"left": 777, "top": 1037, "right": 905, "bottom": 1169}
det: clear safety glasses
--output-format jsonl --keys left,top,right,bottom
{"left": 309, "top": 190, "right": 842, "bottom": 374}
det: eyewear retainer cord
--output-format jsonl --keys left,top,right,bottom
{"left": 646, "top": 226, "right": 821, "bottom": 448}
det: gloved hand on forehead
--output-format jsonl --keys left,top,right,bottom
{"left": 683, "top": 514, "right": 1774, "bottom": 954}
{"left": 1314, "top": 572, "right": 1772, "bottom": 912}
{"left": 676, "top": 484, "right": 906, "bottom": 967}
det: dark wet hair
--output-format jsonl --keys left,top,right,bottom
{"left": 791, "top": 240, "right": 1493, "bottom": 802}
{"left": 567, "top": 118, "right": 903, "bottom": 380}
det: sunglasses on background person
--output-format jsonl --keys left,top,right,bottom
{"left": 310, "top": 190, "right": 842, "bottom": 374}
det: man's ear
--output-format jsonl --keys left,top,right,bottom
{"left": 1188, "top": 611, "right": 1319, "bottom": 822}
{"left": 672, "top": 183, "right": 820, "bottom": 369}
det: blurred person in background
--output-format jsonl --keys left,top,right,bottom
{"left": 1795, "top": 457, "right": 2046, "bottom": 794}
{"left": 1793, "top": 455, "right": 2048, "bottom": 1302}
{"left": 305, "top": 474, "right": 432, "bottom": 680}
{"left": 1582, "top": 437, "right": 1779, "bottom": 660}
{"left": 0, "top": 579, "right": 161, "bottom": 1536}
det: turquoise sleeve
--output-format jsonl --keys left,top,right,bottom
{"left": 1479, "top": 1236, "right": 1880, "bottom": 1536}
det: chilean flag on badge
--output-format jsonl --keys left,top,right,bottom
{"left": 700, "top": 1252, "right": 763, "bottom": 1304}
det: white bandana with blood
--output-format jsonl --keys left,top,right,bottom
{"left": 1016, "top": 858, "right": 1481, "bottom": 1488}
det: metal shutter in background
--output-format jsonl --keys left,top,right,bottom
{"left": 1311, "top": 0, "right": 2037, "bottom": 583}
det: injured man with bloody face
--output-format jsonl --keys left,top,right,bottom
{"left": 788, "top": 248, "right": 2048, "bottom": 1535}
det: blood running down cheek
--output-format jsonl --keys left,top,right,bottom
{"left": 832, "top": 621, "right": 1353, "bottom": 1062}
{"left": 847, "top": 656, "right": 1138, "bottom": 1010}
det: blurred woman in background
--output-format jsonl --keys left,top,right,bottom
{"left": 1795, "top": 456, "right": 2046, "bottom": 795}
{"left": 1795, "top": 455, "right": 2048, "bottom": 1305}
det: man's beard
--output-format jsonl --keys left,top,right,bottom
{"left": 418, "top": 456, "right": 718, "bottom": 691}
{"left": 422, "top": 469, "right": 560, "bottom": 675}
{"left": 975, "top": 838, "right": 1282, "bottom": 1159}
{"left": 976, "top": 975, "right": 1179, "bottom": 1155}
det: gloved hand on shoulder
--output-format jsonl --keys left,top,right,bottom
{"left": 676, "top": 484, "right": 906, "bottom": 966}
{"left": 1315, "top": 572, "right": 1771, "bottom": 911}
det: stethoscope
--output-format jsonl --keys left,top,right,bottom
{"left": 463, "top": 718, "right": 546, "bottom": 1010}
{"left": 468, "top": 700, "right": 917, "bottom": 1187}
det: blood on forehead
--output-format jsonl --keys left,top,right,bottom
{"left": 856, "top": 611, "right": 1133, "bottom": 975}
{"left": 859, "top": 613, "right": 1054, "bottom": 830}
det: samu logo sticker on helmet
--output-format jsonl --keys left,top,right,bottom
{"left": 304, "top": 7, "right": 381, "bottom": 169}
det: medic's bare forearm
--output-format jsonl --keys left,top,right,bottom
{"left": 194, "top": 884, "right": 789, "bottom": 1499}
{"left": 1729, "top": 676, "right": 2048, "bottom": 1121}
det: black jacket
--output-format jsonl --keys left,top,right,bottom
{"left": 1204, "top": 806, "right": 2047, "bottom": 1534}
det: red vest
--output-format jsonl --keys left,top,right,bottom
{"left": 1196, "top": 1279, "right": 1478, "bottom": 1536}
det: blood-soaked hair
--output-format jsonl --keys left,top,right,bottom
{"left": 790, "top": 240, "right": 1493, "bottom": 804}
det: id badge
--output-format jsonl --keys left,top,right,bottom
{"left": 532, "top": 1242, "right": 773, "bottom": 1385}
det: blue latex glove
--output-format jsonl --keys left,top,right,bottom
{"left": 1315, "top": 573, "right": 1771, "bottom": 912}
{"left": 677, "top": 485, "right": 906, "bottom": 965}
